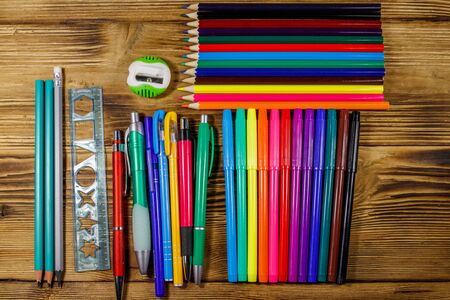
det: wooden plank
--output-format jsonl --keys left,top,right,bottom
{"left": 1, "top": 146, "right": 449, "bottom": 282}
{"left": 1, "top": 281, "right": 450, "bottom": 300}
{"left": 0, "top": 0, "right": 449, "bottom": 23}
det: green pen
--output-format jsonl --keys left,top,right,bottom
{"left": 125, "top": 112, "right": 152, "bottom": 275}
{"left": 193, "top": 114, "right": 214, "bottom": 285}
{"left": 317, "top": 109, "right": 338, "bottom": 282}
{"left": 235, "top": 109, "right": 247, "bottom": 282}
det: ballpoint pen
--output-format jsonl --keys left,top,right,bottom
{"left": 165, "top": 112, "right": 183, "bottom": 287}
{"left": 153, "top": 110, "right": 173, "bottom": 282}
{"left": 288, "top": 109, "right": 303, "bottom": 282}
{"left": 278, "top": 109, "right": 291, "bottom": 282}
{"left": 44, "top": 79, "right": 54, "bottom": 287}
{"left": 222, "top": 110, "right": 237, "bottom": 282}
{"left": 113, "top": 130, "right": 126, "bottom": 300}
{"left": 318, "top": 110, "right": 337, "bottom": 282}
{"left": 247, "top": 109, "right": 258, "bottom": 282}
{"left": 34, "top": 80, "right": 44, "bottom": 287}
{"left": 54, "top": 67, "right": 64, "bottom": 288}
{"left": 268, "top": 109, "right": 280, "bottom": 283}
{"left": 308, "top": 109, "right": 326, "bottom": 282}
{"left": 337, "top": 111, "right": 361, "bottom": 285}
{"left": 298, "top": 109, "right": 314, "bottom": 282}
{"left": 235, "top": 109, "right": 247, "bottom": 282}
{"left": 257, "top": 109, "right": 269, "bottom": 283}
{"left": 144, "top": 117, "right": 164, "bottom": 297}
{"left": 193, "top": 114, "right": 214, "bottom": 285}
{"left": 125, "top": 112, "right": 151, "bottom": 275}
{"left": 328, "top": 110, "right": 349, "bottom": 282}
{"left": 178, "top": 117, "right": 194, "bottom": 281}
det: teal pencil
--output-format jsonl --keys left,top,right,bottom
{"left": 34, "top": 80, "right": 45, "bottom": 287}
{"left": 44, "top": 80, "right": 55, "bottom": 287}
{"left": 317, "top": 110, "right": 338, "bottom": 282}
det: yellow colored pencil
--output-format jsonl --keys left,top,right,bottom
{"left": 164, "top": 112, "right": 183, "bottom": 287}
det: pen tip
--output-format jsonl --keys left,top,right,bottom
{"left": 115, "top": 276, "right": 125, "bottom": 300}
{"left": 193, "top": 265, "right": 203, "bottom": 285}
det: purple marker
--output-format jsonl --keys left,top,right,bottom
{"left": 288, "top": 109, "right": 303, "bottom": 282}
{"left": 298, "top": 109, "right": 315, "bottom": 282}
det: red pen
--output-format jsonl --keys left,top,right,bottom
{"left": 178, "top": 117, "right": 194, "bottom": 281}
{"left": 278, "top": 110, "right": 292, "bottom": 282}
{"left": 112, "top": 130, "right": 126, "bottom": 300}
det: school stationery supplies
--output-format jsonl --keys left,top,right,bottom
{"left": 112, "top": 131, "right": 126, "bottom": 300}
{"left": 184, "top": 102, "right": 390, "bottom": 111}
{"left": 328, "top": 110, "right": 350, "bottom": 282}
{"left": 278, "top": 110, "right": 291, "bottom": 282}
{"left": 183, "top": 68, "right": 385, "bottom": 77}
{"left": 185, "top": 60, "right": 384, "bottom": 69}
{"left": 152, "top": 110, "right": 173, "bottom": 281}
{"left": 186, "top": 3, "right": 381, "bottom": 12}
{"left": 193, "top": 114, "right": 215, "bottom": 285}
{"left": 181, "top": 94, "right": 385, "bottom": 103}
{"left": 53, "top": 68, "right": 64, "bottom": 287}
{"left": 184, "top": 36, "right": 384, "bottom": 44}
{"left": 246, "top": 109, "right": 258, "bottom": 283}
{"left": 127, "top": 56, "right": 171, "bottom": 98}
{"left": 186, "top": 44, "right": 384, "bottom": 52}
{"left": 257, "top": 109, "right": 269, "bottom": 283}
{"left": 34, "top": 80, "right": 45, "bottom": 287}
{"left": 235, "top": 109, "right": 248, "bottom": 282}
{"left": 337, "top": 111, "right": 361, "bottom": 284}
{"left": 187, "top": 28, "right": 382, "bottom": 37}
{"left": 308, "top": 109, "right": 326, "bottom": 283}
{"left": 164, "top": 112, "right": 183, "bottom": 287}
{"left": 318, "top": 110, "right": 338, "bottom": 282}
{"left": 182, "top": 76, "right": 384, "bottom": 85}
{"left": 125, "top": 112, "right": 151, "bottom": 275}
{"left": 298, "top": 109, "right": 314, "bottom": 282}
{"left": 69, "top": 87, "right": 110, "bottom": 272}
{"left": 184, "top": 52, "right": 384, "bottom": 61}
{"left": 144, "top": 117, "right": 165, "bottom": 297}
{"left": 288, "top": 109, "right": 303, "bottom": 282}
{"left": 222, "top": 110, "right": 238, "bottom": 283}
{"left": 268, "top": 109, "right": 280, "bottom": 283}
{"left": 44, "top": 80, "right": 55, "bottom": 286}
{"left": 178, "top": 117, "right": 194, "bottom": 281}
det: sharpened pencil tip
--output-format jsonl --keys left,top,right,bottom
{"left": 182, "top": 46, "right": 190, "bottom": 51}
{"left": 181, "top": 54, "right": 187, "bottom": 58}
{"left": 182, "top": 104, "right": 189, "bottom": 108}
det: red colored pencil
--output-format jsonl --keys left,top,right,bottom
{"left": 188, "top": 19, "right": 381, "bottom": 29}
{"left": 278, "top": 110, "right": 291, "bottom": 282}
{"left": 186, "top": 44, "right": 384, "bottom": 52}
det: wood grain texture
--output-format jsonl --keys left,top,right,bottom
{"left": 0, "top": 0, "right": 449, "bottom": 298}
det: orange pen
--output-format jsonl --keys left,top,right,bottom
{"left": 257, "top": 109, "right": 269, "bottom": 282}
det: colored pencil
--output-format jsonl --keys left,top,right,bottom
{"left": 184, "top": 102, "right": 389, "bottom": 111}
{"left": 178, "top": 85, "right": 383, "bottom": 94}
{"left": 180, "top": 94, "right": 385, "bottom": 103}
{"left": 186, "top": 44, "right": 384, "bottom": 52}
{"left": 184, "top": 60, "right": 384, "bottom": 69}
{"left": 186, "top": 3, "right": 381, "bottom": 11}
{"left": 183, "top": 68, "right": 385, "bottom": 77}
{"left": 186, "top": 28, "right": 382, "bottom": 36}
{"left": 181, "top": 76, "right": 384, "bottom": 85}
{"left": 183, "top": 52, "right": 385, "bottom": 61}
{"left": 183, "top": 36, "right": 384, "bottom": 44}
{"left": 186, "top": 19, "right": 382, "bottom": 29}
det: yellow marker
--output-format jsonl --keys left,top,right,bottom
{"left": 164, "top": 112, "right": 183, "bottom": 287}
{"left": 246, "top": 109, "right": 258, "bottom": 282}
{"left": 178, "top": 84, "right": 383, "bottom": 94}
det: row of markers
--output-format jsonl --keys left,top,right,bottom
{"left": 221, "top": 109, "right": 360, "bottom": 284}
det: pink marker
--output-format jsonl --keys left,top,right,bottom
{"left": 268, "top": 109, "right": 280, "bottom": 283}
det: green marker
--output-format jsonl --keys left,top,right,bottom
{"left": 317, "top": 109, "right": 338, "bottom": 282}
{"left": 126, "top": 112, "right": 151, "bottom": 275}
{"left": 193, "top": 115, "right": 214, "bottom": 285}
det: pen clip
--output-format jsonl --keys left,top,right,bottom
{"left": 124, "top": 127, "right": 131, "bottom": 193}
{"left": 152, "top": 110, "right": 165, "bottom": 155}
{"left": 164, "top": 112, "right": 178, "bottom": 155}
{"left": 208, "top": 126, "right": 215, "bottom": 177}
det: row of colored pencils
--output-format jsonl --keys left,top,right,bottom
{"left": 222, "top": 109, "right": 360, "bottom": 284}
{"left": 180, "top": 3, "right": 387, "bottom": 111}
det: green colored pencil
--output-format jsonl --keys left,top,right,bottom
{"left": 183, "top": 35, "right": 384, "bottom": 44}
{"left": 185, "top": 60, "right": 384, "bottom": 69}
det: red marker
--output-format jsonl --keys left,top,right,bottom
{"left": 278, "top": 110, "right": 292, "bottom": 282}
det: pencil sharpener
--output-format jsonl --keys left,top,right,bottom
{"left": 127, "top": 56, "right": 171, "bottom": 98}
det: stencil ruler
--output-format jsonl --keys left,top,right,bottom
{"left": 69, "top": 87, "right": 110, "bottom": 271}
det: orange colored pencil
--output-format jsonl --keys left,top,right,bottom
{"left": 184, "top": 101, "right": 389, "bottom": 110}
{"left": 257, "top": 109, "right": 269, "bottom": 283}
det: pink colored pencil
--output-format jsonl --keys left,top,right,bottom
{"left": 180, "top": 94, "right": 384, "bottom": 102}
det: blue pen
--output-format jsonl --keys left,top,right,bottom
{"left": 144, "top": 117, "right": 165, "bottom": 297}
{"left": 191, "top": 68, "right": 385, "bottom": 77}
{"left": 153, "top": 110, "right": 173, "bottom": 282}
{"left": 193, "top": 52, "right": 384, "bottom": 61}
{"left": 308, "top": 109, "right": 326, "bottom": 282}
{"left": 222, "top": 110, "right": 238, "bottom": 282}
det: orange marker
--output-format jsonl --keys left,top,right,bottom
{"left": 257, "top": 109, "right": 269, "bottom": 282}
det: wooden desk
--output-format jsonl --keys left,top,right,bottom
{"left": 0, "top": 1, "right": 449, "bottom": 299}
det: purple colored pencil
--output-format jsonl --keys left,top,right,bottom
{"left": 298, "top": 109, "right": 315, "bottom": 282}
{"left": 190, "top": 28, "right": 382, "bottom": 36}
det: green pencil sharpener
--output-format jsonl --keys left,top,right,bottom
{"left": 127, "top": 56, "right": 171, "bottom": 98}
